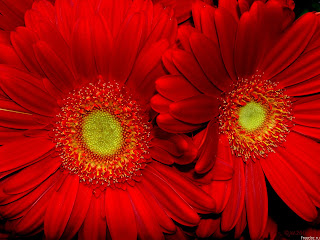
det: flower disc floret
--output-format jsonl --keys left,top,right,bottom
{"left": 53, "top": 80, "right": 151, "bottom": 188}
{"left": 219, "top": 74, "right": 293, "bottom": 160}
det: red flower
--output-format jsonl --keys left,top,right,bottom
{"left": 152, "top": 0, "right": 320, "bottom": 239}
{"left": 0, "top": 0, "right": 215, "bottom": 239}
{"left": 0, "top": 0, "right": 55, "bottom": 30}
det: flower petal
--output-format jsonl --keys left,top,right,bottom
{"left": 157, "top": 113, "right": 202, "bottom": 133}
{"left": 169, "top": 95, "right": 219, "bottom": 124}
{"left": 262, "top": 13, "right": 317, "bottom": 79}
{"left": 71, "top": 17, "right": 97, "bottom": 79}
{"left": 190, "top": 32, "right": 232, "bottom": 91}
{"left": 155, "top": 75, "right": 200, "bottom": 102}
{"left": 150, "top": 162, "right": 216, "bottom": 214}
{"left": 195, "top": 121, "right": 219, "bottom": 174}
{"left": 1, "top": 70, "right": 57, "bottom": 116}
{"left": 127, "top": 185, "right": 163, "bottom": 240}
{"left": 142, "top": 166, "right": 200, "bottom": 226}
{"left": 0, "top": 137, "right": 54, "bottom": 172}
{"left": 4, "top": 157, "right": 60, "bottom": 195}
{"left": 221, "top": 157, "right": 245, "bottom": 231}
{"left": 60, "top": 183, "right": 92, "bottom": 240}
{"left": 105, "top": 188, "right": 137, "bottom": 240}
{"left": 44, "top": 174, "right": 79, "bottom": 240}
{"left": 245, "top": 162, "right": 268, "bottom": 240}
{"left": 110, "top": 13, "right": 144, "bottom": 84}
{"left": 260, "top": 152, "right": 317, "bottom": 221}
{"left": 78, "top": 196, "right": 107, "bottom": 240}
{"left": 171, "top": 49, "right": 220, "bottom": 96}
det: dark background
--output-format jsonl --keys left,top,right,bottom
{"left": 295, "top": 0, "right": 320, "bottom": 16}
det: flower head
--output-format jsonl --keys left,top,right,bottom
{"left": 152, "top": 0, "right": 320, "bottom": 238}
{"left": 0, "top": 0, "right": 216, "bottom": 239}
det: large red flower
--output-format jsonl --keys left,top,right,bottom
{"left": 0, "top": 0, "right": 216, "bottom": 239}
{"left": 151, "top": 0, "right": 320, "bottom": 239}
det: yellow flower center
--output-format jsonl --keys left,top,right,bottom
{"left": 219, "top": 76, "right": 293, "bottom": 160}
{"left": 238, "top": 102, "right": 267, "bottom": 131}
{"left": 82, "top": 111, "right": 123, "bottom": 156}
{"left": 53, "top": 80, "right": 151, "bottom": 189}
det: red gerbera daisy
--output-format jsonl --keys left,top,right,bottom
{"left": 0, "top": 0, "right": 216, "bottom": 239}
{"left": 0, "top": 0, "right": 55, "bottom": 30}
{"left": 151, "top": 0, "right": 320, "bottom": 238}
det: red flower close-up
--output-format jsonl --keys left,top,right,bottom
{"left": 151, "top": 0, "right": 320, "bottom": 239}
{"left": 0, "top": 0, "right": 320, "bottom": 239}
{"left": 0, "top": 0, "right": 219, "bottom": 239}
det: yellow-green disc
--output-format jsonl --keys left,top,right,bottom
{"left": 238, "top": 102, "right": 266, "bottom": 131}
{"left": 82, "top": 111, "right": 123, "bottom": 156}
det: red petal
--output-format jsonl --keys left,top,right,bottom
{"left": 27, "top": 19, "right": 72, "bottom": 70}
{"left": 234, "top": 3, "right": 262, "bottom": 77}
{"left": 190, "top": 32, "right": 232, "bottom": 91}
{"left": 150, "top": 162, "right": 215, "bottom": 214}
{"left": 202, "top": 179, "right": 232, "bottom": 214}
{"left": 0, "top": 137, "right": 54, "bottom": 172}
{"left": 1, "top": 70, "right": 57, "bottom": 116}
{"left": 10, "top": 27, "right": 45, "bottom": 76}
{"left": 235, "top": 1, "right": 291, "bottom": 77}
{"left": 199, "top": 2, "right": 219, "bottom": 43}
{"left": 196, "top": 218, "right": 220, "bottom": 238}
{"left": 71, "top": 17, "right": 97, "bottom": 79}
{"left": 293, "top": 96, "right": 320, "bottom": 128}
{"left": 260, "top": 152, "right": 317, "bottom": 221}
{"left": 262, "top": 13, "right": 317, "bottom": 79}
{"left": 195, "top": 121, "right": 219, "bottom": 174}
{"left": 177, "top": 25, "right": 197, "bottom": 52}
{"left": 278, "top": 132, "right": 320, "bottom": 207}
{"left": 157, "top": 113, "right": 202, "bottom": 133}
{"left": 60, "top": 183, "right": 92, "bottom": 240}
{"left": 169, "top": 94, "right": 219, "bottom": 124}
{"left": 14, "top": 176, "right": 57, "bottom": 235}
{"left": 0, "top": 173, "right": 57, "bottom": 220}
{"left": 245, "top": 162, "right": 268, "bottom": 240}
{"left": 234, "top": 205, "right": 247, "bottom": 238}
{"left": 92, "top": 14, "right": 113, "bottom": 78}
{"left": 142, "top": 167, "right": 200, "bottom": 226}
{"left": 162, "top": 49, "right": 180, "bottom": 75}
{"left": 150, "top": 147, "right": 175, "bottom": 165}
{"left": 78, "top": 196, "right": 107, "bottom": 240}
{"left": 292, "top": 124, "right": 320, "bottom": 140}
{"left": 171, "top": 49, "right": 220, "bottom": 96}
{"left": 44, "top": 174, "right": 79, "bottom": 240}
{"left": 110, "top": 13, "right": 144, "bottom": 84}
{"left": 55, "top": 0, "right": 75, "bottom": 42}
{"left": 33, "top": 41, "right": 75, "bottom": 93}
{"left": 127, "top": 185, "right": 163, "bottom": 240}
{"left": 0, "top": 43, "right": 24, "bottom": 68}
{"left": 285, "top": 75, "right": 320, "bottom": 96}
{"left": 150, "top": 94, "right": 172, "bottom": 114}
{"left": 105, "top": 188, "right": 137, "bottom": 240}
{"left": 0, "top": 100, "right": 41, "bottom": 129}
{"left": 127, "top": 39, "right": 169, "bottom": 92}
{"left": 221, "top": 157, "right": 245, "bottom": 231}
{"left": 135, "top": 183, "right": 176, "bottom": 234}
{"left": 144, "top": 7, "right": 177, "bottom": 48}
{"left": 4, "top": 157, "right": 60, "bottom": 194}
{"left": 214, "top": 8, "right": 238, "bottom": 81}
{"left": 274, "top": 47, "right": 320, "bottom": 88}
{"left": 155, "top": 75, "right": 200, "bottom": 101}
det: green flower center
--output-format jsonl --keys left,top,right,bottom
{"left": 82, "top": 110, "right": 123, "bottom": 156}
{"left": 238, "top": 102, "right": 266, "bottom": 131}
